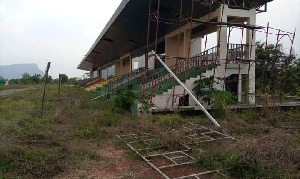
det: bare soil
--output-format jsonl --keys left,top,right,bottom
{"left": 54, "top": 141, "right": 161, "bottom": 179}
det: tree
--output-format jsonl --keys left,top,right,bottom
{"left": 68, "top": 77, "right": 79, "bottom": 85}
{"left": 255, "top": 42, "right": 297, "bottom": 96}
{"left": 60, "top": 74, "right": 68, "bottom": 84}
{"left": 31, "top": 74, "right": 42, "bottom": 84}
{"left": 20, "top": 73, "right": 31, "bottom": 84}
{"left": 47, "top": 75, "right": 53, "bottom": 83}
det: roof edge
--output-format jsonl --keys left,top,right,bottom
{"left": 77, "top": 0, "right": 131, "bottom": 71}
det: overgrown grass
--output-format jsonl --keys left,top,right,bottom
{"left": 195, "top": 149, "right": 287, "bottom": 178}
{"left": 0, "top": 85, "right": 118, "bottom": 178}
{"left": 0, "top": 84, "right": 34, "bottom": 91}
{"left": 0, "top": 84, "right": 299, "bottom": 178}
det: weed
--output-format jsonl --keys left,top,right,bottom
{"left": 73, "top": 120, "right": 97, "bottom": 138}
{"left": 212, "top": 91, "right": 236, "bottom": 120}
{"left": 71, "top": 149, "right": 101, "bottom": 161}
{"left": 152, "top": 114, "right": 183, "bottom": 129}
{"left": 237, "top": 110, "right": 260, "bottom": 124}
{"left": 98, "top": 110, "right": 120, "bottom": 127}
{"left": 195, "top": 150, "right": 286, "bottom": 179}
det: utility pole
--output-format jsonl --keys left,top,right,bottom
{"left": 41, "top": 62, "right": 51, "bottom": 116}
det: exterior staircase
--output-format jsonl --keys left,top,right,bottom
{"left": 91, "top": 43, "right": 249, "bottom": 112}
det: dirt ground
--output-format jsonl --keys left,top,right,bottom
{"left": 0, "top": 87, "right": 33, "bottom": 96}
{"left": 54, "top": 141, "right": 161, "bottom": 179}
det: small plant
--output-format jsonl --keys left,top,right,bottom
{"left": 212, "top": 91, "right": 236, "bottom": 120}
{"left": 193, "top": 76, "right": 216, "bottom": 104}
{"left": 139, "top": 99, "right": 154, "bottom": 114}
{"left": 238, "top": 110, "right": 260, "bottom": 124}
{"left": 113, "top": 88, "right": 135, "bottom": 112}
{"left": 98, "top": 110, "right": 120, "bottom": 127}
{"left": 73, "top": 121, "right": 99, "bottom": 139}
{"left": 152, "top": 114, "right": 183, "bottom": 129}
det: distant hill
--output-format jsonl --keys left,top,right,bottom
{"left": 0, "top": 63, "right": 44, "bottom": 79}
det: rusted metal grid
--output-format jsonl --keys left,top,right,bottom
{"left": 117, "top": 123, "right": 236, "bottom": 179}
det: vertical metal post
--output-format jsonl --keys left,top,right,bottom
{"left": 41, "top": 62, "right": 51, "bottom": 116}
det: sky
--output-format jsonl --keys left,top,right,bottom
{"left": 0, "top": 0, "right": 299, "bottom": 78}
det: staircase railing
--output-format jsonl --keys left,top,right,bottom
{"left": 107, "top": 43, "right": 249, "bottom": 95}
{"left": 227, "top": 43, "right": 250, "bottom": 63}
{"left": 108, "top": 67, "right": 146, "bottom": 94}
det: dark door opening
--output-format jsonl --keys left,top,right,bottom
{"left": 179, "top": 94, "right": 189, "bottom": 106}
{"left": 225, "top": 74, "right": 238, "bottom": 95}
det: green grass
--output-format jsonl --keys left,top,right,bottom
{"left": 0, "top": 84, "right": 299, "bottom": 178}
{"left": 0, "top": 84, "right": 34, "bottom": 91}
{"left": 195, "top": 150, "right": 287, "bottom": 179}
{"left": 0, "top": 85, "right": 118, "bottom": 178}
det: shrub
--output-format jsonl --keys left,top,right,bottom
{"left": 113, "top": 88, "right": 135, "bottom": 112}
{"left": 193, "top": 76, "right": 216, "bottom": 104}
{"left": 212, "top": 91, "right": 236, "bottom": 119}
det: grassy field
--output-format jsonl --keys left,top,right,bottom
{"left": 0, "top": 84, "right": 34, "bottom": 91}
{"left": 0, "top": 85, "right": 299, "bottom": 178}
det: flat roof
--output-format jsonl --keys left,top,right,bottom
{"left": 78, "top": 0, "right": 272, "bottom": 71}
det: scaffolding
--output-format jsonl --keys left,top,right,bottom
{"left": 140, "top": 0, "right": 296, "bottom": 111}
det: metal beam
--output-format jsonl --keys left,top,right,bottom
{"left": 152, "top": 51, "right": 220, "bottom": 127}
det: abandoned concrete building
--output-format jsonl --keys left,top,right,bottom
{"left": 78, "top": 0, "right": 273, "bottom": 114}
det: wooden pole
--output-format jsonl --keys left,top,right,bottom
{"left": 41, "top": 62, "right": 51, "bottom": 116}
{"left": 58, "top": 73, "right": 61, "bottom": 95}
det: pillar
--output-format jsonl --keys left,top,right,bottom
{"left": 90, "top": 70, "right": 94, "bottom": 79}
{"left": 97, "top": 67, "right": 102, "bottom": 79}
{"left": 115, "top": 61, "right": 121, "bottom": 77}
{"left": 215, "top": 4, "right": 228, "bottom": 91}
{"left": 246, "top": 10, "right": 256, "bottom": 104}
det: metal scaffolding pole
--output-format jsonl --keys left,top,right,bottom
{"left": 153, "top": 51, "right": 220, "bottom": 127}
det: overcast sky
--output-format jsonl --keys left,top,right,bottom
{"left": 0, "top": 0, "right": 299, "bottom": 78}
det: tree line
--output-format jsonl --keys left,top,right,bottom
{"left": 7, "top": 73, "right": 80, "bottom": 85}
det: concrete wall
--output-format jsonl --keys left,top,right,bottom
{"left": 114, "top": 53, "right": 132, "bottom": 77}
{"left": 131, "top": 53, "right": 155, "bottom": 70}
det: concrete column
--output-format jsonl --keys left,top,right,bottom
{"left": 238, "top": 73, "right": 242, "bottom": 102}
{"left": 115, "top": 61, "right": 121, "bottom": 77}
{"left": 97, "top": 67, "right": 102, "bottom": 79}
{"left": 165, "top": 35, "right": 184, "bottom": 67}
{"left": 215, "top": 5, "right": 228, "bottom": 91}
{"left": 184, "top": 30, "right": 191, "bottom": 58}
{"left": 90, "top": 70, "right": 94, "bottom": 79}
{"left": 246, "top": 10, "right": 256, "bottom": 104}
{"left": 217, "top": 5, "right": 228, "bottom": 64}
{"left": 120, "top": 53, "right": 132, "bottom": 75}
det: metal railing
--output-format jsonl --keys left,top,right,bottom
{"left": 108, "top": 67, "right": 146, "bottom": 94}
{"left": 107, "top": 43, "right": 250, "bottom": 95}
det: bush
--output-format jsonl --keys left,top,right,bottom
{"left": 113, "top": 88, "right": 135, "bottom": 112}
{"left": 193, "top": 76, "right": 216, "bottom": 104}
